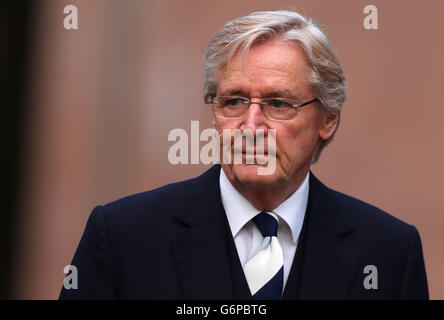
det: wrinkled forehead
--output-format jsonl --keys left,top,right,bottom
{"left": 217, "top": 40, "right": 311, "bottom": 97}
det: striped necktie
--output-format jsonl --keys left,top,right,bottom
{"left": 243, "top": 211, "right": 284, "bottom": 299}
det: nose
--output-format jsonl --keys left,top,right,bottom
{"left": 240, "top": 101, "right": 268, "bottom": 132}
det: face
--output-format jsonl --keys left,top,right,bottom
{"left": 214, "top": 40, "right": 338, "bottom": 191}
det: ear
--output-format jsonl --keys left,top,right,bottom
{"left": 319, "top": 112, "right": 339, "bottom": 140}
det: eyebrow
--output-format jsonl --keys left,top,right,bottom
{"left": 219, "top": 88, "right": 301, "bottom": 100}
{"left": 218, "top": 89, "right": 248, "bottom": 96}
{"left": 266, "top": 90, "right": 300, "bottom": 100}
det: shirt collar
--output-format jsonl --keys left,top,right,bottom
{"left": 220, "top": 170, "right": 259, "bottom": 238}
{"left": 220, "top": 169, "right": 310, "bottom": 243}
{"left": 271, "top": 172, "right": 309, "bottom": 243}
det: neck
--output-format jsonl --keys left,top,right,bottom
{"left": 225, "top": 166, "right": 309, "bottom": 211}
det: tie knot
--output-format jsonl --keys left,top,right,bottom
{"left": 253, "top": 211, "right": 278, "bottom": 237}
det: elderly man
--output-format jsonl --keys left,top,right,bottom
{"left": 60, "top": 10, "right": 428, "bottom": 300}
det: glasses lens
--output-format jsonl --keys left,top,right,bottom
{"left": 262, "top": 98, "right": 298, "bottom": 120}
{"left": 213, "top": 97, "right": 248, "bottom": 118}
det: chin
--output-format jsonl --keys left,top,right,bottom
{"left": 231, "top": 163, "right": 280, "bottom": 187}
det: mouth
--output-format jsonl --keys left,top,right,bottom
{"left": 241, "top": 151, "right": 268, "bottom": 157}
{"left": 233, "top": 150, "right": 275, "bottom": 162}
{"left": 234, "top": 146, "right": 268, "bottom": 155}
{"left": 234, "top": 151, "right": 269, "bottom": 159}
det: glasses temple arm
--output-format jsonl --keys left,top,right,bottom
{"left": 295, "top": 98, "right": 318, "bottom": 108}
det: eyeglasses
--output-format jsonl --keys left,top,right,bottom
{"left": 206, "top": 95, "right": 318, "bottom": 121}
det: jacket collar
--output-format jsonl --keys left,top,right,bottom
{"left": 283, "top": 173, "right": 359, "bottom": 299}
{"left": 171, "top": 165, "right": 240, "bottom": 299}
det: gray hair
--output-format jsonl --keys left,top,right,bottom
{"left": 203, "top": 10, "right": 347, "bottom": 162}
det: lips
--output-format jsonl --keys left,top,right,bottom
{"left": 223, "top": 146, "right": 276, "bottom": 166}
{"left": 245, "top": 149, "right": 273, "bottom": 155}
{"left": 234, "top": 146, "right": 268, "bottom": 154}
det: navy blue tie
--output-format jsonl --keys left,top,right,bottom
{"left": 244, "top": 211, "right": 284, "bottom": 300}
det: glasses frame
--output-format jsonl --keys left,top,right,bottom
{"left": 206, "top": 95, "right": 319, "bottom": 121}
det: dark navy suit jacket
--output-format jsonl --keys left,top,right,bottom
{"left": 59, "top": 165, "right": 428, "bottom": 299}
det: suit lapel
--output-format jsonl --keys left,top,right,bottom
{"left": 284, "top": 172, "right": 360, "bottom": 299}
{"left": 171, "top": 165, "right": 242, "bottom": 299}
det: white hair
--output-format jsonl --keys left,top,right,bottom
{"left": 203, "top": 10, "right": 347, "bottom": 162}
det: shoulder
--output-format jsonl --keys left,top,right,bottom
{"left": 311, "top": 175, "right": 427, "bottom": 299}
{"left": 333, "top": 188, "right": 415, "bottom": 236}
{"left": 330, "top": 187, "right": 411, "bottom": 230}
{"left": 88, "top": 165, "right": 221, "bottom": 230}
{"left": 310, "top": 172, "right": 417, "bottom": 244}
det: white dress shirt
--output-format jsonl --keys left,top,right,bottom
{"left": 219, "top": 169, "right": 309, "bottom": 289}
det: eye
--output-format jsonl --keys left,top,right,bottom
{"left": 269, "top": 99, "right": 291, "bottom": 108}
{"left": 225, "top": 98, "right": 246, "bottom": 106}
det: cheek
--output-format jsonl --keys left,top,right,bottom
{"left": 276, "top": 120, "right": 320, "bottom": 160}
{"left": 214, "top": 118, "right": 240, "bottom": 132}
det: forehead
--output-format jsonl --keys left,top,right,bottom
{"left": 217, "top": 40, "right": 310, "bottom": 97}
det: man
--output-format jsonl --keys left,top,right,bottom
{"left": 60, "top": 10, "right": 428, "bottom": 299}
